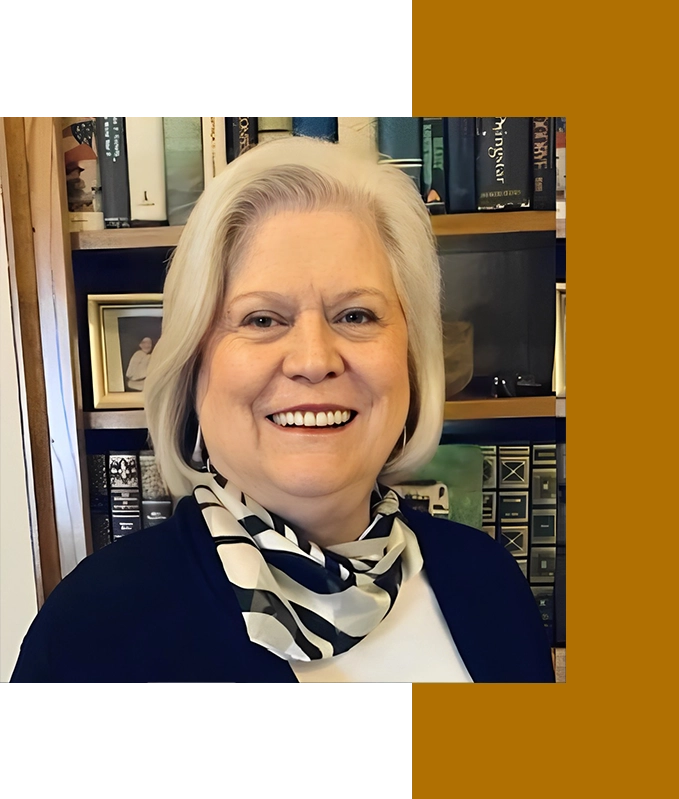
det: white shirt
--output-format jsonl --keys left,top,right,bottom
{"left": 291, "top": 569, "right": 473, "bottom": 683}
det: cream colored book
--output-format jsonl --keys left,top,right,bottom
{"left": 126, "top": 117, "right": 167, "bottom": 223}
{"left": 338, "top": 117, "right": 378, "bottom": 159}
{"left": 201, "top": 117, "right": 227, "bottom": 184}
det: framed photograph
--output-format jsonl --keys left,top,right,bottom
{"left": 87, "top": 293, "right": 163, "bottom": 409}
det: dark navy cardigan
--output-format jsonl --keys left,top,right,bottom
{"left": 11, "top": 496, "right": 555, "bottom": 683}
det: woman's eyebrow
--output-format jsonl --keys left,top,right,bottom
{"left": 229, "top": 288, "right": 388, "bottom": 306}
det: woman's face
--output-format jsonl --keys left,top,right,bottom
{"left": 140, "top": 337, "right": 153, "bottom": 354}
{"left": 196, "top": 210, "right": 410, "bottom": 508}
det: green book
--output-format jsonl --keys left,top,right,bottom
{"left": 163, "top": 117, "right": 204, "bottom": 227}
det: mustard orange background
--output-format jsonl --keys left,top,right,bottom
{"left": 413, "top": 3, "right": 672, "bottom": 794}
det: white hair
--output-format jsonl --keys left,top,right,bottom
{"left": 145, "top": 136, "right": 444, "bottom": 498}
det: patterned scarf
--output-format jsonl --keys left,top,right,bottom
{"left": 192, "top": 467, "right": 423, "bottom": 662}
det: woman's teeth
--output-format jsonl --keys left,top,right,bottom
{"left": 271, "top": 410, "right": 352, "bottom": 427}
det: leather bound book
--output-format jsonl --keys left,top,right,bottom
{"left": 87, "top": 453, "right": 112, "bottom": 551}
{"left": 226, "top": 118, "right": 259, "bottom": 161}
{"left": 108, "top": 452, "right": 142, "bottom": 539}
{"left": 95, "top": 118, "right": 131, "bottom": 228}
{"left": 292, "top": 118, "right": 339, "bottom": 142}
{"left": 443, "top": 117, "right": 476, "bottom": 213}
{"left": 163, "top": 117, "right": 204, "bottom": 226}
{"left": 139, "top": 450, "right": 173, "bottom": 528}
{"left": 377, "top": 117, "right": 423, "bottom": 190}
{"left": 532, "top": 117, "right": 556, "bottom": 210}
{"left": 475, "top": 117, "right": 531, "bottom": 210}
{"left": 126, "top": 117, "right": 168, "bottom": 226}
{"left": 422, "top": 117, "right": 447, "bottom": 214}
{"left": 258, "top": 117, "right": 293, "bottom": 144}
{"left": 337, "top": 118, "right": 378, "bottom": 158}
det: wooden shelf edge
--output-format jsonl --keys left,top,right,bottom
{"left": 71, "top": 212, "right": 556, "bottom": 250}
{"left": 71, "top": 226, "right": 184, "bottom": 250}
{"left": 556, "top": 218, "right": 566, "bottom": 239}
{"left": 433, "top": 211, "right": 556, "bottom": 237}
{"left": 444, "top": 396, "right": 557, "bottom": 421}
{"left": 84, "top": 410, "right": 147, "bottom": 429}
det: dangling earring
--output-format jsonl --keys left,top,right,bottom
{"left": 190, "top": 424, "right": 206, "bottom": 469}
{"left": 402, "top": 426, "right": 407, "bottom": 450}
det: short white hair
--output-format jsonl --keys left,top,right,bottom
{"left": 145, "top": 136, "right": 444, "bottom": 498}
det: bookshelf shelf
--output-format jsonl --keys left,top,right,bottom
{"left": 84, "top": 410, "right": 147, "bottom": 429}
{"left": 444, "top": 396, "right": 558, "bottom": 420}
{"left": 556, "top": 217, "right": 566, "bottom": 239}
{"left": 71, "top": 212, "right": 557, "bottom": 250}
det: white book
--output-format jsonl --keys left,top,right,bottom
{"left": 201, "top": 117, "right": 227, "bottom": 184}
{"left": 126, "top": 117, "right": 167, "bottom": 223}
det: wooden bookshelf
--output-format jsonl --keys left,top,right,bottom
{"left": 444, "top": 396, "right": 557, "bottom": 420}
{"left": 71, "top": 211, "right": 556, "bottom": 250}
{"left": 84, "top": 410, "right": 147, "bottom": 429}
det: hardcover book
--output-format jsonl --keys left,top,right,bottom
{"left": 498, "top": 492, "right": 529, "bottom": 523}
{"left": 532, "top": 468, "right": 558, "bottom": 505}
{"left": 556, "top": 117, "right": 566, "bottom": 219}
{"left": 481, "top": 445, "right": 497, "bottom": 489}
{"left": 443, "top": 117, "right": 476, "bottom": 213}
{"left": 531, "top": 585, "right": 555, "bottom": 645}
{"left": 87, "top": 453, "right": 111, "bottom": 551}
{"left": 61, "top": 117, "right": 104, "bottom": 232}
{"left": 531, "top": 508, "right": 557, "bottom": 544}
{"left": 292, "top": 118, "right": 338, "bottom": 142}
{"left": 126, "top": 117, "right": 168, "bottom": 226}
{"left": 108, "top": 452, "right": 142, "bottom": 539}
{"left": 201, "top": 117, "right": 227, "bottom": 183}
{"left": 337, "top": 118, "right": 378, "bottom": 158}
{"left": 95, "top": 117, "right": 131, "bottom": 229}
{"left": 531, "top": 117, "right": 556, "bottom": 210}
{"left": 422, "top": 118, "right": 447, "bottom": 214}
{"left": 139, "top": 450, "right": 173, "bottom": 528}
{"left": 475, "top": 117, "right": 531, "bottom": 210}
{"left": 258, "top": 118, "right": 293, "bottom": 144}
{"left": 499, "top": 447, "right": 530, "bottom": 489}
{"left": 530, "top": 546, "right": 557, "bottom": 583}
{"left": 163, "top": 117, "right": 204, "bottom": 226}
{"left": 499, "top": 525, "right": 528, "bottom": 557}
{"left": 226, "top": 118, "right": 258, "bottom": 161}
{"left": 377, "top": 117, "right": 423, "bottom": 189}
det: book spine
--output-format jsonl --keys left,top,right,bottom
{"left": 531, "top": 117, "right": 556, "bottom": 210}
{"left": 292, "top": 118, "right": 338, "bottom": 142}
{"left": 163, "top": 117, "right": 204, "bottom": 227}
{"left": 201, "top": 117, "right": 227, "bottom": 183}
{"left": 475, "top": 117, "right": 531, "bottom": 210}
{"left": 337, "top": 117, "right": 377, "bottom": 158}
{"left": 126, "top": 118, "right": 168, "bottom": 225}
{"left": 61, "top": 117, "right": 104, "bottom": 232}
{"left": 377, "top": 117, "right": 423, "bottom": 190}
{"left": 139, "top": 450, "right": 173, "bottom": 528}
{"left": 422, "top": 117, "right": 447, "bottom": 214}
{"left": 225, "top": 118, "right": 259, "bottom": 161}
{"left": 443, "top": 117, "right": 476, "bottom": 213}
{"left": 87, "top": 453, "right": 111, "bottom": 551}
{"left": 108, "top": 452, "right": 142, "bottom": 539}
{"left": 258, "top": 117, "right": 293, "bottom": 144}
{"left": 95, "top": 117, "right": 131, "bottom": 228}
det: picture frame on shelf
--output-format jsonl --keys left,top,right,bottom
{"left": 87, "top": 293, "right": 163, "bottom": 409}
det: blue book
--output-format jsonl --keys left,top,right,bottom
{"left": 443, "top": 117, "right": 476, "bottom": 213}
{"left": 377, "top": 117, "right": 423, "bottom": 190}
{"left": 292, "top": 118, "right": 338, "bottom": 141}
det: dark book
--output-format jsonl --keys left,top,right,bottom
{"left": 554, "top": 545, "right": 566, "bottom": 645}
{"left": 95, "top": 117, "right": 131, "bottom": 229}
{"left": 422, "top": 118, "right": 447, "bottom": 214}
{"left": 87, "top": 453, "right": 111, "bottom": 551}
{"left": 531, "top": 585, "right": 555, "bottom": 646}
{"left": 531, "top": 117, "right": 556, "bottom": 210}
{"left": 292, "top": 118, "right": 338, "bottom": 142}
{"left": 139, "top": 450, "right": 173, "bottom": 528}
{"left": 226, "top": 118, "right": 258, "bottom": 161}
{"left": 377, "top": 117, "right": 423, "bottom": 190}
{"left": 443, "top": 117, "right": 476, "bottom": 213}
{"left": 108, "top": 451, "right": 142, "bottom": 540}
{"left": 475, "top": 117, "right": 531, "bottom": 210}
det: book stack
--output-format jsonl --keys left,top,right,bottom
{"left": 66, "top": 117, "right": 561, "bottom": 234}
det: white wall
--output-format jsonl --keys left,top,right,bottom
{"left": 0, "top": 172, "right": 38, "bottom": 681}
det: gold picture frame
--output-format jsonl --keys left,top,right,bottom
{"left": 87, "top": 293, "right": 163, "bottom": 409}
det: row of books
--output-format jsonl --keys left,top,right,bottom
{"left": 87, "top": 451, "right": 172, "bottom": 550}
{"left": 62, "top": 117, "right": 566, "bottom": 232}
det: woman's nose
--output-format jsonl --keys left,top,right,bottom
{"left": 281, "top": 313, "right": 345, "bottom": 383}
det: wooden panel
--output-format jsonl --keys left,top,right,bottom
{"left": 444, "top": 396, "right": 557, "bottom": 420}
{"left": 72, "top": 225, "right": 184, "bottom": 250}
{"left": 23, "top": 118, "right": 91, "bottom": 571}
{"left": 432, "top": 210, "right": 556, "bottom": 237}
{"left": 2, "top": 118, "right": 62, "bottom": 601}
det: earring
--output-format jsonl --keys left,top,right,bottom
{"left": 190, "top": 424, "right": 205, "bottom": 468}
{"left": 402, "top": 426, "right": 407, "bottom": 450}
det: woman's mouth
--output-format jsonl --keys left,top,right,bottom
{"left": 266, "top": 409, "right": 358, "bottom": 428}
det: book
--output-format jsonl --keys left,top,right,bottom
{"left": 377, "top": 117, "right": 423, "bottom": 190}
{"left": 87, "top": 453, "right": 111, "bottom": 551}
{"left": 531, "top": 117, "right": 556, "bottom": 210}
{"left": 139, "top": 450, "right": 173, "bottom": 528}
{"left": 226, "top": 117, "right": 258, "bottom": 161}
{"left": 163, "top": 117, "right": 204, "bottom": 226}
{"left": 201, "top": 117, "right": 227, "bottom": 185}
{"left": 422, "top": 118, "right": 447, "bottom": 214}
{"left": 475, "top": 117, "right": 531, "bottom": 210}
{"left": 337, "top": 117, "right": 378, "bottom": 158}
{"left": 292, "top": 118, "right": 338, "bottom": 141}
{"left": 556, "top": 117, "right": 566, "bottom": 220}
{"left": 443, "top": 117, "right": 476, "bottom": 213}
{"left": 258, "top": 117, "right": 293, "bottom": 144}
{"left": 126, "top": 117, "right": 168, "bottom": 226}
{"left": 108, "top": 452, "right": 142, "bottom": 539}
{"left": 95, "top": 117, "right": 131, "bottom": 229}
{"left": 61, "top": 117, "right": 104, "bottom": 232}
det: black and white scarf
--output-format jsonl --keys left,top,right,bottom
{"left": 192, "top": 467, "right": 423, "bottom": 662}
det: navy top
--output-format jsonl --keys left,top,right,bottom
{"left": 11, "top": 496, "right": 555, "bottom": 683}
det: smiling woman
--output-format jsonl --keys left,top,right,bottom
{"left": 11, "top": 137, "right": 554, "bottom": 683}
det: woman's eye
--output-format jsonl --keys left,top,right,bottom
{"left": 244, "top": 315, "right": 280, "bottom": 328}
{"left": 340, "top": 309, "right": 375, "bottom": 325}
